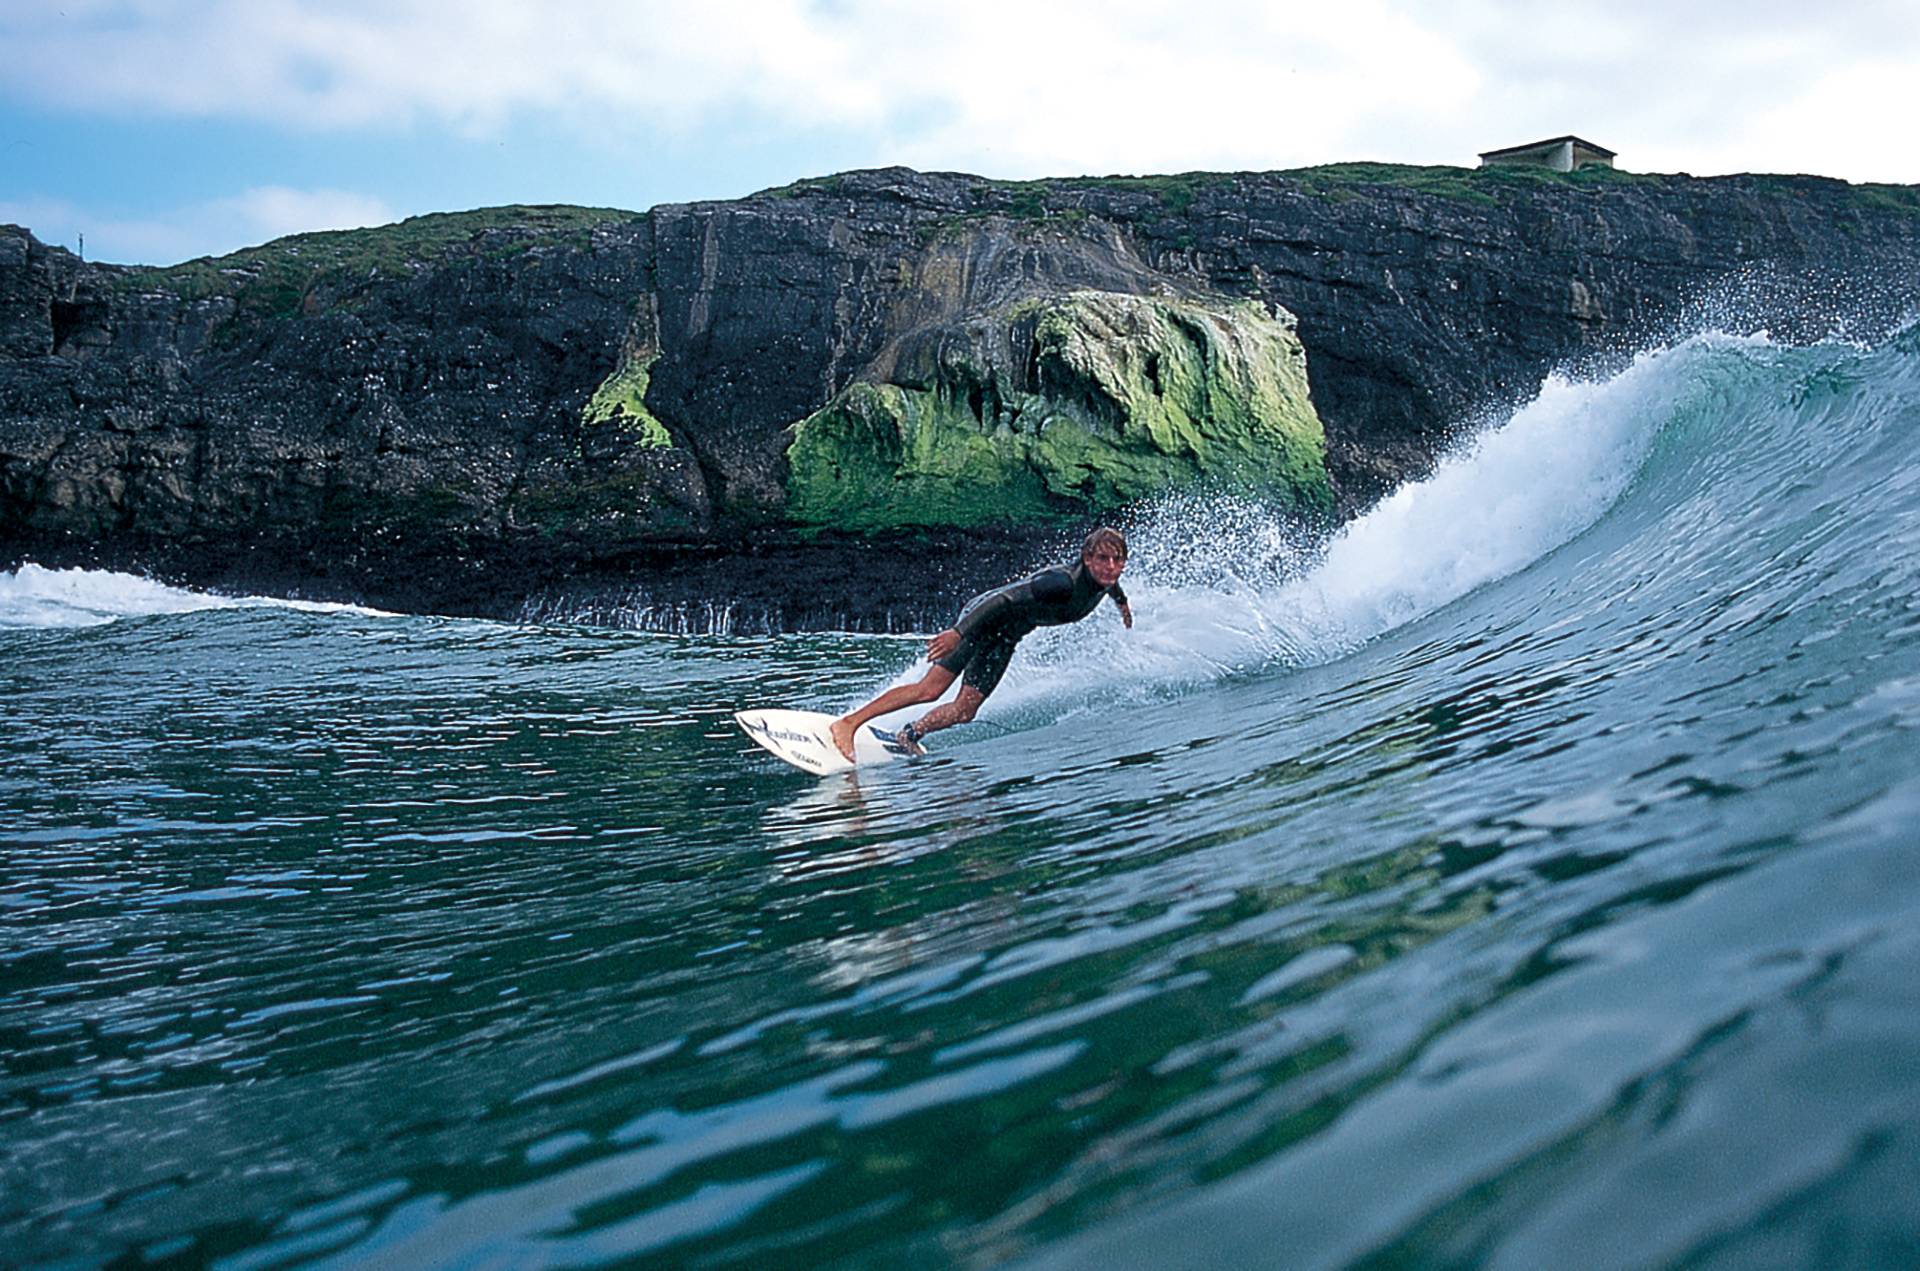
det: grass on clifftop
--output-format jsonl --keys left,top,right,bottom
{"left": 757, "top": 163, "right": 1920, "bottom": 231}
{"left": 1278, "top": 161, "right": 1681, "bottom": 205}
{"left": 954, "top": 165, "right": 1669, "bottom": 221}
{"left": 1852, "top": 184, "right": 1920, "bottom": 215}
{"left": 111, "top": 205, "right": 647, "bottom": 319}
{"left": 1004, "top": 174, "right": 1226, "bottom": 217}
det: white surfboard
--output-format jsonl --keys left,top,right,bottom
{"left": 735, "top": 708, "right": 920, "bottom": 774}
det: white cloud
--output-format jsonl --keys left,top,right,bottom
{"left": 0, "top": 186, "right": 397, "bottom": 264}
{"left": 0, "top": 0, "right": 1486, "bottom": 172}
{"left": 0, "top": 0, "right": 892, "bottom": 132}
{"left": 214, "top": 186, "right": 396, "bottom": 244}
{"left": 2, "top": 0, "right": 1917, "bottom": 181}
{"left": 1369, "top": 0, "right": 1920, "bottom": 178}
{"left": 1713, "top": 56, "right": 1920, "bottom": 180}
{"left": 851, "top": 0, "right": 1484, "bottom": 176}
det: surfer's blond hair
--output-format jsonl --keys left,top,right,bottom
{"left": 1082, "top": 527, "right": 1128, "bottom": 560}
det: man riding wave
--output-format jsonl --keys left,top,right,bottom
{"left": 830, "top": 527, "right": 1133, "bottom": 760}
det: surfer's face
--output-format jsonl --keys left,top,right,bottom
{"left": 1083, "top": 546, "right": 1127, "bottom": 588}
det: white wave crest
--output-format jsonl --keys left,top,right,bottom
{"left": 977, "top": 334, "right": 1772, "bottom": 715}
{"left": 0, "top": 564, "right": 393, "bottom": 629}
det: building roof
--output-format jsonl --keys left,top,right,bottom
{"left": 1478, "top": 135, "right": 1617, "bottom": 160}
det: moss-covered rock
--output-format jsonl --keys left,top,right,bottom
{"left": 511, "top": 348, "right": 705, "bottom": 543}
{"left": 582, "top": 350, "right": 672, "bottom": 448}
{"left": 785, "top": 291, "right": 1330, "bottom": 530}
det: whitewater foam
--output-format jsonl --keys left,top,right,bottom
{"left": 974, "top": 332, "right": 1781, "bottom": 718}
{"left": 0, "top": 564, "right": 395, "bottom": 630}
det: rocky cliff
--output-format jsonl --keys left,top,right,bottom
{"left": 3, "top": 165, "right": 1917, "bottom": 627}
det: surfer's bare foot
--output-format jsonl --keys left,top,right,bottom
{"left": 828, "top": 717, "right": 858, "bottom": 761}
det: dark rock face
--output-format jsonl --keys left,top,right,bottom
{"left": 1, "top": 214, "right": 661, "bottom": 603}
{"left": 3, "top": 169, "right": 1917, "bottom": 626}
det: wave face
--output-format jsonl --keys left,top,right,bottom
{"left": 3, "top": 326, "right": 1918, "bottom": 1267}
{"left": 987, "top": 328, "right": 1916, "bottom": 709}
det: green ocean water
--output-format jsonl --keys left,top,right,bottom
{"left": 4, "top": 329, "right": 1919, "bottom": 1267}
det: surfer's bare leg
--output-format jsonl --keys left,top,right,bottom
{"left": 906, "top": 686, "right": 985, "bottom": 743}
{"left": 831, "top": 666, "right": 957, "bottom": 760}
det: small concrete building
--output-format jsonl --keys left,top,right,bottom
{"left": 1478, "top": 136, "right": 1616, "bottom": 172}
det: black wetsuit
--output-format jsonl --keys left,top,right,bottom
{"left": 933, "top": 563, "right": 1128, "bottom": 699}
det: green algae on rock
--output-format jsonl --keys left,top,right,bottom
{"left": 516, "top": 351, "right": 706, "bottom": 544}
{"left": 785, "top": 291, "right": 1331, "bottom": 531}
{"left": 582, "top": 350, "right": 672, "bottom": 449}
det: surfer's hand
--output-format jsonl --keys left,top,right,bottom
{"left": 1119, "top": 603, "right": 1133, "bottom": 629}
{"left": 926, "top": 628, "right": 960, "bottom": 661}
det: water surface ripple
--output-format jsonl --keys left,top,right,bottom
{"left": 4, "top": 330, "right": 1919, "bottom": 1267}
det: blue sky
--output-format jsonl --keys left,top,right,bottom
{"left": 3, "top": 0, "right": 1916, "bottom": 265}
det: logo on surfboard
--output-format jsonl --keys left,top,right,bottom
{"left": 738, "top": 717, "right": 816, "bottom": 746}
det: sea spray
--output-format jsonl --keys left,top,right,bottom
{"left": 0, "top": 563, "right": 395, "bottom": 629}
{"left": 851, "top": 336, "right": 1687, "bottom": 725}
{"left": 974, "top": 330, "right": 1895, "bottom": 722}
{"left": 0, "top": 564, "right": 250, "bottom": 629}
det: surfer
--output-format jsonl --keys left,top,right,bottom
{"left": 829, "top": 527, "right": 1134, "bottom": 760}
